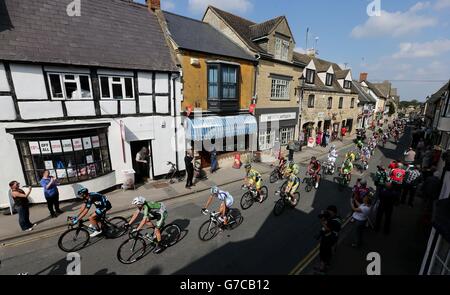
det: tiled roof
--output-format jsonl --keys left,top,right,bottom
{"left": 249, "top": 16, "right": 284, "bottom": 39}
{"left": 164, "top": 12, "right": 255, "bottom": 61}
{"left": 0, "top": 0, "right": 177, "bottom": 71}
{"left": 365, "top": 81, "right": 386, "bottom": 98}
{"left": 352, "top": 80, "right": 376, "bottom": 103}
{"left": 336, "top": 69, "right": 350, "bottom": 79}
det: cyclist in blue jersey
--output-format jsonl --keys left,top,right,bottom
{"left": 202, "top": 186, "right": 234, "bottom": 226}
{"left": 74, "top": 187, "right": 112, "bottom": 237}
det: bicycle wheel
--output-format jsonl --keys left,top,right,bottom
{"left": 161, "top": 224, "right": 181, "bottom": 247}
{"left": 240, "top": 192, "right": 254, "bottom": 210}
{"left": 270, "top": 170, "right": 279, "bottom": 183}
{"left": 273, "top": 199, "right": 285, "bottom": 216}
{"left": 280, "top": 180, "right": 288, "bottom": 192}
{"left": 290, "top": 192, "right": 300, "bottom": 208}
{"left": 198, "top": 220, "right": 219, "bottom": 241}
{"left": 305, "top": 180, "right": 313, "bottom": 192}
{"left": 227, "top": 210, "right": 243, "bottom": 230}
{"left": 117, "top": 237, "right": 147, "bottom": 264}
{"left": 105, "top": 217, "right": 128, "bottom": 239}
{"left": 58, "top": 228, "right": 90, "bottom": 252}
{"left": 260, "top": 186, "right": 269, "bottom": 203}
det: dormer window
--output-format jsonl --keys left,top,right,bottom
{"left": 275, "top": 37, "right": 289, "bottom": 61}
{"left": 344, "top": 80, "right": 351, "bottom": 89}
{"left": 326, "top": 73, "right": 333, "bottom": 86}
{"left": 306, "top": 69, "right": 315, "bottom": 84}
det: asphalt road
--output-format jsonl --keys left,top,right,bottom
{"left": 0, "top": 135, "right": 405, "bottom": 275}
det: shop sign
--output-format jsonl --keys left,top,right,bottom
{"left": 39, "top": 141, "right": 51, "bottom": 154}
{"left": 260, "top": 112, "right": 296, "bottom": 123}
{"left": 29, "top": 142, "right": 40, "bottom": 155}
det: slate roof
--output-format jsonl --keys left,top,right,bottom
{"left": 209, "top": 6, "right": 289, "bottom": 56}
{"left": 0, "top": 0, "right": 177, "bottom": 71}
{"left": 336, "top": 69, "right": 350, "bottom": 80}
{"left": 429, "top": 81, "right": 449, "bottom": 103}
{"left": 163, "top": 11, "right": 255, "bottom": 62}
{"left": 365, "top": 81, "right": 386, "bottom": 98}
{"left": 372, "top": 81, "right": 392, "bottom": 98}
{"left": 352, "top": 80, "right": 376, "bottom": 103}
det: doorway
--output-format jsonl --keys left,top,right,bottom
{"left": 347, "top": 119, "right": 354, "bottom": 133}
{"left": 130, "top": 140, "right": 153, "bottom": 184}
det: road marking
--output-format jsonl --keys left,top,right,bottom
{"left": 289, "top": 214, "right": 353, "bottom": 275}
{"left": 1, "top": 228, "right": 66, "bottom": 248}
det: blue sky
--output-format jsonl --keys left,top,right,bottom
{"left": 139, "top": 0, "right": 450, "bottom": 101}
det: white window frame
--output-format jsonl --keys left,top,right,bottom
{"left": 271, "top": 78, "right": 290, "bottom": 100}
{"left": 306, "top": 69, "right": 315, "bottom": 84}
{"left": 275, "top": 37, "right": 290, "bottom": 61}
{"left": 344, "top": 80, "right": 351, "bottom": 89}
{"left": 99, "top": 75, "right": 135, "bottom": 100}
{"left": 259, "top": 130, "right": 275, "bottom": 150}
{"left": 280, "top": 127, "right": 294, "bottom": 145}
{"left": 47, "top": 73, "right": 93, "bottom": 100}
{"left": 326, "top": 73, "right": 333, "bottom": 86}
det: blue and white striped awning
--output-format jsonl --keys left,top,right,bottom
{"left": 185, "top": 115, "right": 257, "bottom": 141}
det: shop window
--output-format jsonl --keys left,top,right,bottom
{"left": 280, "top": 128, "right": 294, "bottom": 145}
{"left": 17, "top": 131, "right": 112, "bottom": 186}
{"left": 259, "top": 130, "right": 274, "bottom": 150}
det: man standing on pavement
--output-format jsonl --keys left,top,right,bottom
{"left": 401, "top": 165, "right": 421, "bottom": 207}
{"left": 40, "top": 170, "right": 64, "bottom": 218}
{"left": 287, "top": 140, "right": 295, "bottom": 162}
{"left": 9, "top": 181, "right": 36, "bottom": 232}
{"left": 316, "top": 205, "right": 342, "bottom": 273}
{"left": 390, "top": 163, "right": 406, "bottom": 198}
{"left": 184, "top": 151, "right": 194, "bottom": 189}
{"left": 404, "top": 147, "right": 416, "bottom": 165}
{"left": 350, "top": 195, "right": 371, "bottom": 248}
{"left": 375, "top": 182, "right": 396, "bottom": 234}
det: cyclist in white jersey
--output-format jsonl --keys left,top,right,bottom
{"left": 202, "top": 186, "right": 234, "bottom": 225}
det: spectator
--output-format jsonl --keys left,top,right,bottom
{"left": 388, "top": 160, "right": 398, "bottom": 171}
{"left": 341, "top": 126, "right": 347, "bottom": 139}
{"left": 324, "top": 130, "right": 330, "bottom": 147}
{"left": 422, "top": 147, "right": 433, "bottom": 169}
{"left": 421, "top": 170, "right": 441, "bottom": 211}
{"left": 390, "top": 163, "right": 406, "bottom": 196}
{"left": 210, "top": 147, "right": 218, "bottom": 173}
{"left": 350, "top": 195, "right": 372, "bottom": 248}
{"left": 287, "top": 140, "right": 295, "bottom": 162}
{"left": 401, "top": 165, "right": 422, "bottom": 207}
{"left": 375, "top": 182, "right": 397, "bottom": 234}
{"left": 404, "top": 147, "right": 416, "bottom": 165}
{"left": 135, "top": 147, "right": 150, "bottom": 183}
{"left": 375, "top": 166, "right": 388, "bottom": 188}
{"left": 299, "top": 130, "right": 305, "bottom": 152}
{"left": 40, "top": 170, "right": 63, "bottom": 218}
{"left": 9, "top": 181, "right": 36, "bottom": 232}
{"left": 184, "top": 151, "right": 194, "bottom": 189}
{"left": 315, "top": 205, "right": 342, "bottom": 273}
{"left": 352, "top": 179, "right": 369, "bottom": 204}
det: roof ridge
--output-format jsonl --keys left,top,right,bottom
{"left": 209, "top": 5, "right": 256, "bottom": 25}
{"left": 249, "top": 16, "right": 284, "bottom": 28}
{"left": 163, "top": 10, "right": 206, "bottom": 25}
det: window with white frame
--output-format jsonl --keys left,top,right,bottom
{"left": 271, "top": 78, "right": 290, "bottom": 100}
{"left": 275, "top": 37, "right": 290, "bottom": 61}
{"left": 100, "top": 76, "right": 134, "bottom": 99}
{"left": 47, "top": 73, "right": 92, "bottom": 100}
{"left": 259, "top": 130, "right": 275, "bottom": 150}
{"left": 280, "top": 127, "right": 294, "bottom": 145}
{"left": 344, "top": 80, "right": 351, "bottom": 89}
{"left": 306, "top": 69, "right": 315, "bottom": 84}
{"left": 326, "top": 73, "right": 333, "bottom": 86}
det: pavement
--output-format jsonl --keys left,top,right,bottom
{"left": 0, "top": 135, "right": 357, "bottom": 244}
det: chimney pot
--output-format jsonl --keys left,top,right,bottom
{"left": 147, "top": 0, "right": 161, "bottom": 11}
{"left": 360, "top": 72, "right": 368, "bottom": 82}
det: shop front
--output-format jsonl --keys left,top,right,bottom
{"left": 185, "top": 114, "right": 258, "bottom": 166}
{"left": 255, "top": 108, "right": 299, "bottom": 151}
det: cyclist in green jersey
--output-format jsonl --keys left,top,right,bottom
{"left": 128, "top": 196, "right": 168, "bottom": 254}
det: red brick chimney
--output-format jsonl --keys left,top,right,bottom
{"left": 359, "top": 72, "right": 368, "bottom": 82}
{"left": 147, "top": 0, "right": 161, "bottom": 11}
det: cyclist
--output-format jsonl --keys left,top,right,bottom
{"left": 346, "top": 151, "right": 357, "bottom": 163}
{"left": 328, "top": 145, "right": 338, "bottom": 165}
{"left": 361, "top": 145, "right": 371, "bottom": 169}
{"left": 128, "top": 196, "right": 167, "bottom": 254}
{"left": 74, "top": 188, "right": 112, "bottom": 237}
{"left": 340, "top": 158, "right": 353, "bottom": 183}
{"left": 382, "top": 131, "right": 389, "bottom": 146}
{"left": 277, "top": 155, "right": 288, "bottom": 175}
{"left": 307, "top": 157, "right": 321, "bottom": 189}
{"left": 202, "top": 186, "right": 234, "bottom": 226}
{"left": 244, "top": 163, "right": 264, "bottom": 203}
{"left": 283, "top": 160, "right": 300, "bottom": 177}
{"left": 284, "top": 170, "right": 301, "bottom": 206}
{"left": 355, "top": 138, "right": 364, "bottom": 151}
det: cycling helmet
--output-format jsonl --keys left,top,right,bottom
{"left": 211, "top": 186, "right": 219, "bottom": 194}
{"left": 360, "top": 179, "right": 367, "bottom": 186}
{"left": 330, "top": 144, "right": 336, "bottom": 150}
{"left": 132, "top": 196, "right": 146, "bottom": 206}
{"left": 77, "top": 187, "right": 88, "bottom": 197}
{"left": 244, "top": 163, "right": 252, "bottom": 169}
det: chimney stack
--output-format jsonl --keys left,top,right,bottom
{"left": 359, "top": 72, "right": 368, "bottom": 82}
{"left": 146, "top": 0, "right": 161, "bottom": 11}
